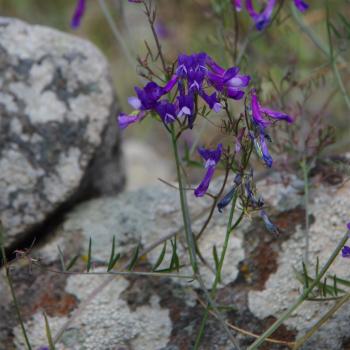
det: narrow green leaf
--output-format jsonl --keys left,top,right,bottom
{"left": 212, "top": 245, "right": 221, "bottom": 282}
{"left": 302, "top": 261, "right": 309, "bottom": 288}
{"left": 108, "top": 253, "right": 120, "bottom": 272}
{"left": 331, "top": 276, "right": 350, "bottom": 288}
{"left": 66, "top": 255, "right": 79, "bottom": 271}
{"left": 43, "top": 312, "right": 56, "bottom": 350}
{"left": 127, "top": 243, "right": 140, "bottom": 271}
{"left": 315, "top": 256, "right": 319, "bottom": 277}
{"left": 57, "top": 246, "right": 66, "bottom": 271}
{"left": 322, "top": 278, "right": 328, "bottom": 297}
{"left": 152, "top": 241, "right": 167, "bottom": 271}
{"left": 107, "top": 236, "right": 116, "bottom": 271}
{"left": 86, "top": 238, "right": 92, "bottom": 272}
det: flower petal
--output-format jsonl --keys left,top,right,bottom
{"left": 71, "top": 0, "right": 86, "bottom": 29}
{"left": 194, "top": 166, "right": 216, "bottom": 197}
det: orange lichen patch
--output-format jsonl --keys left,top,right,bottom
{"left": 32, "top": 291, "right": 78, "bottom": 317}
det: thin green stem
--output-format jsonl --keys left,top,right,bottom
{"left": 301, "top": 158, "right": 310, "bottom": 265}
{"left": 194, "top": 195, "right": 239, "bottom": 349}
{"left": 171, "top": 124, "right": 198, "bottom": 273}
{"left": 248, "top": 230, "right": 349, "bottom": 350}
{"left": 170, "top": 126, "right": 239, "bottom": 349}
{"left": 0, "top": 225, "right": 32, "bottom": 350}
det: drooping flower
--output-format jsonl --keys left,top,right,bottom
{"left": 71, "top": 0, "right": 86, "bottom": 29}
{"left": 118, "top": 113, "right": 143, "bottom": 129}
{"left": 250, "top": 89, "right": 293, "bottom": 130}
{"left": 245, "top": 177, "right": 264, "bottom": 208}
{"left": 260, "top": 210, "right": 279, "bottom": 235}
{"left": 342, "top": 246, "right": 350, "bottom": 258}
{"left": 195, "top": 144, "right": 223, "bottom": 197}
{"left": 217, "top": 174, "right": 242, "bottom": 212}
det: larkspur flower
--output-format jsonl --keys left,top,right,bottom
{"left": 135, "top": 76, "right": 178, "bottom": 110}
{"left": 156, "top": 100, "right": 177, "bottom": 124}
{"left": 250, "top": 89, "right": 293, "bottom": 130}
{"left": 206, "top": 58, "right": 250, "bottom": 100}
{"left": 235, "top": 0, "right": 309, "bottom": 30}
{"left": 245, "top": 177, "right": 264, "bottom": 208}
{"left": 195, "top": 144, "right": 223, "bottom": 197}
{"left": 260, "top": 210, "right": 279, "bottom": 235}
{"left": 71, "top": 0, "right": 86, "bottom": 29}
{"left": 342, "top": 246, "right": 350, "bottom": 258}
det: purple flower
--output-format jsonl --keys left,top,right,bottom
{"left": 347, "top": 222, "right": 350, "bottom": 231}
{"left": 237, "top": 0, "right": 309, "bottom": 31}
{"left": 206, "top": 58, "right": 250, "bottom": 100}
{"left": 195, "top": 144, "right": 223, "bottom": 197}
{"left": 217, "top": 174, "right": 242, "bottom": 212}
{"left": 118, "top": 113, "right": 144, "bottom": 129}
{"left": 294, "top": 0, "right": 309, "bottom": 12}
{"left": 259, "top": 133, "right": 273, "bottom": 168}
{"left": 71, "top": 0, "right": 86, "bottom": 29}
{"left": 260, "top": 210, "right": 279, "bottom": 235}
{"left": 156, "top": 100, "right": 177, "bottom": 124}
{"left": 233, "top": 0, "right": 242, "bottom": 11}
{"left": 177, "top": 93, "right": 195, "bottom": 127}
{"left": 199, "top": 91, "right": 222, "bottom": 112}
{"left": 117, "top": 97, "right": 145, "bottom": 129}
{"left": 246, "top": 0, "right": 276, "bottom": 30}
{"left": 250, "top": 89, "right": 293, "bottom": 130}
{"left": 342, "top": 246, "right": 350, "bottom": 258}
{"left": 135, "top": 76, "right": 178, "bottom": 110}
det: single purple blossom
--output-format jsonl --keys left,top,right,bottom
{"left": 342, "top": 246, "right": 350, "bottom": 258}
{"left": 237, "top": 0, "right": 309, "bottom": 31}
{"left": 233, "top": 0, "right": 242, "bottom": 11}
{"left": 118, "top": 113, "right": 143, "bottom": 129}
{"left": 206, "top": 58, "right": 250, "bottom": 100}
{"left": 177, "top": 93, "right": 195, "bottom": 127}
{"left": 260, "top": 210, "right": 279, "bottom": 235}
{"left": 294, "top": 0, "right": 309, "bottom": 12}
{"left": 134, "top": 75, "right": 177, "bottom": 110}
{"left": 156, "top": 100, "right": 177, "bottom": 124}
{"left": 199, "top": 91, "right": 222, "bottom": 112}
{"left": 195, "top": 144, "right": 223, "bottom": 197}
{"left": 246, "top": 0, "right": 276, "bottom": 30}
{"left": 250, "top": 89, "right": 293, "bottom": 129}
{"left": 71, "top": 0, "right": 86, "bottom": 29}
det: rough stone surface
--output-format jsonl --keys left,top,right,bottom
{"left": 0, "top": 17, "right": 124, "bottom": 247}
{"left": 1, "top": 167, "right": 350, "bottom": 349}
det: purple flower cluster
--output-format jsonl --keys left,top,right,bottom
{"left": 234, "top": 0, "right": 309, "bottom": 30}
{"left": 118, "top": 53, "right": 250, "bottom": 130}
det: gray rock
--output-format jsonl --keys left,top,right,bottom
{"left": 2, "top": 170, "right": 350, "bottom": 349}
{"left": 0, "top": 17, "right": 124, "bottom": 248}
